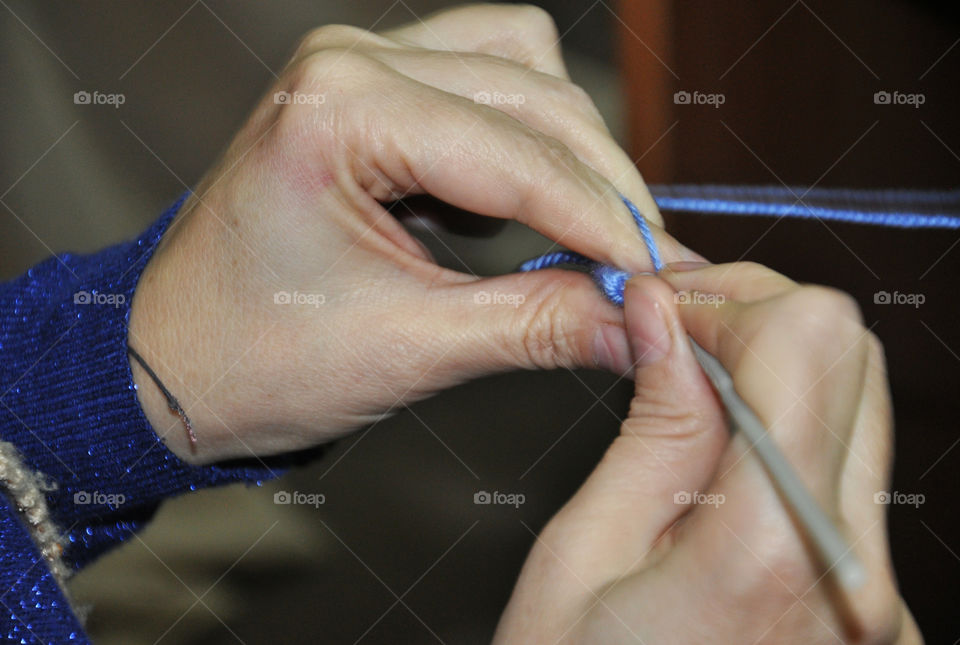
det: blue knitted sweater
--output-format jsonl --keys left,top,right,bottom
{"left": 0, "top": 195, "right": 279, "bottom": 644}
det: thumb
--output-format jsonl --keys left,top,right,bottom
{"left": 430, "top": 268, "right": 630, "bottom": 377}
{"left": 548, "top": 275, "right": 729, "bottom": 565}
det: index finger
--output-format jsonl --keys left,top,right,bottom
{"left": 379, "top": 5, "right": 666, "bottom": 226}
{"left": 309, "top": 59, "right": 697, "bottom": 272}
{"left": 380, "top": 3, "right": 570, "bottom": 78}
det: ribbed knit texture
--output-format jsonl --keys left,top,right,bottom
{"left": 0, "top": 194, "right": 285, "bottom": 643}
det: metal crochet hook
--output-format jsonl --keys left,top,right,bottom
{"left": 689, "top": 338, "right": 866, "bottom": 592}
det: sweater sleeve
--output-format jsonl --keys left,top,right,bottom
{"left": 0, "top": 193, "right": 293, "bottom": 642}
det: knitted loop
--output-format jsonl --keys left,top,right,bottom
{"left": 518, "top": 195, "right": 662, "bottom": 305}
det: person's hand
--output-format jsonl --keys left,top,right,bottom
{"left": 127, "top": 4, "right": 698, "bottom": 464}
{"left": 494, "top": 262, "right": 923, "bottom": 644}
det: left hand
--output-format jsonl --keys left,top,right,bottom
{"left": 127, "top": 4, "right": 698, "bottom": 464}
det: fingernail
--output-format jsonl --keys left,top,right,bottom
{"left": 593, "top": 324, "right": 633, "bottom": 377}
{"left": 626, "top": 286, "right": 671, "bottom": 366}
{"left": 665, "top": 261, "right": 712, "bottom": 272}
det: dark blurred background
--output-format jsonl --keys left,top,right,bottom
{"left": 0, "top": 1, "right": 957, "bottom": 643}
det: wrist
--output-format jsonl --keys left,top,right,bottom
{"left": 128, "top": 256, "right": 203, "bottom": 464}
{"left": 126, "top": 213, "right": 240, "bottom": 465}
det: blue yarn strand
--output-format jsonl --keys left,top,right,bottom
{"left": 517, "top": 251, "right": 593, "bottom": 272}
{"left": 622, "top": 196, "right": 665, "bottom": 271}
{"left": 652, "top": 196, "right": 960, "bottom": 229}
{"left": 518, "top": 186, "right": 960, "bottom": 306}
{"left": 650, "top": 184, "right": 960, "bottom": 209}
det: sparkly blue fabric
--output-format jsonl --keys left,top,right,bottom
{"left": 0, "top": 193, "right": 284, "bottom": 643}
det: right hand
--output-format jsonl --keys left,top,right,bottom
{"left": 496, "top": 262, "right": 923, "bottom": 644}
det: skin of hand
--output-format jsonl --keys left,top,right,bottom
{"left": 126, "top": 3, "right": 700, "bottom": 464}
{"left": 493, "top": 262, "right": 923, "bottom": 644}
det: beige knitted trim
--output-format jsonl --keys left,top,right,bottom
{"left": 0, "top": 440, "right": 73, "bottom": 595}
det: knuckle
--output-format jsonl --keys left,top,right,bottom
{"left": 508, "top": 130, "right": 584, "bottom": 227}
{"left": 735, "top": 260, "right": 767, "bottom": 274}
{"left": 451, "top": 3, "right": 559, "bottom": 42}
{"left": 745, "top": 266, "right": 794, "bottom": 299}
{"left": 275, "top": 49, "right": 382, "bottom": 149}
{"left": 456, "top": 4, "right": 564, "bottom": 73}
{"left": 517, "top": 276, "right": 579, "bottom": 369}
{"left": 295, "top": 24, "right": 369, "bottom": 58}
{"left": 795, "top": 285, "right": 863, "bottom": 322}
{"left": 509, "top": 4, "right": 560, "bottom": 44}
{"left": 729, "top": 286, "right": 869, "bottom": 383}
{"left": 776, "top": 286, "right": 865, "bottom": 343}
{"left": 296, "top": 48, "right": 378, "bottom": 90}
{"left": 555, "top": 81, "right": 603, "bottom": 121}
{"left": 530, "top": 131, "right": 581, "bottom": 178}
{"left": 736, "top": 261, "right": 791, "bottom": 288}
{"left": 520, "top": 298, "right": 564, "bottom": 369}
{"left": 706, "top": 261, "right": 795, "bottom": 301}
{"left": 623, "top": 399, "right": 707, "bottom": 442}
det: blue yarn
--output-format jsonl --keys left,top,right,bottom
{"left": 517, "top": 196, "right": 656, "bottom": 305}
{"left": 650, "top": 184, "right": 960, "bottom": 208}
{"left": 516, "top": 196, "right": 664, "bottom": 305}
{"left": 517, "top": 251, "right": 594, "bottom": 271}
{"left": 518, "top": 186, "right": 960, "bottom": 305}
{"left": 622, "top": 196, "right": 665, "bottom": 271}
{"left": 652, "top": 196, "right": 960, "bottom": 229}
{"left": 591, "top": 264, "right": 632, "bottom": 306}
{"left": 648, "top": 185, "right": 960, "bottom": 228}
